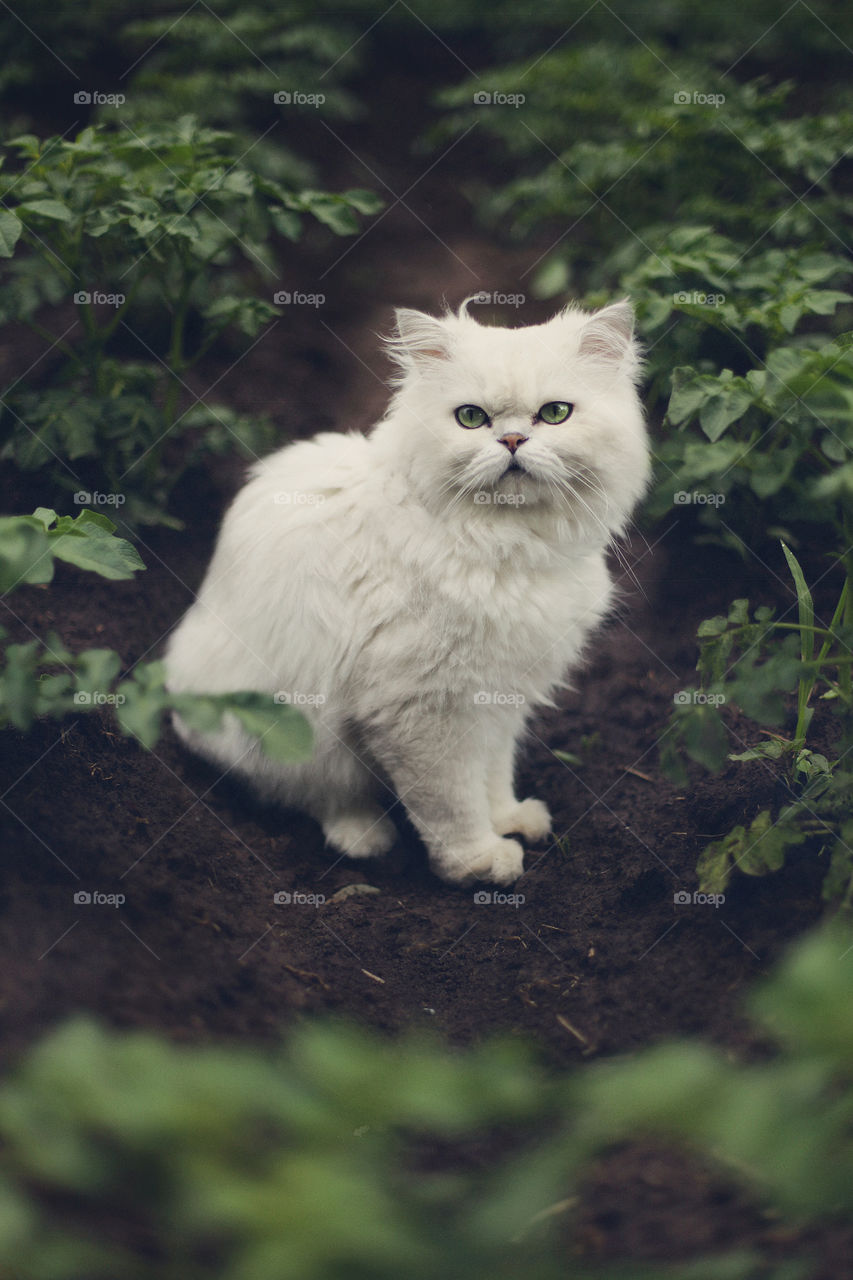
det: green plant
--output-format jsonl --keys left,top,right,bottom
{"left": 662, "top": 543, "right": 853, "bottom": 902}
{"left": 436, "top": 47, "right": 853, "bottom": 291}
{"left": 0, "top": 508, "right": 312, "bottom": 761}
{"left": 0, "top": 118, "right": 381, "bottom": 524}
{"left": 0, "top": 919, "right": 851, "bottom": 1278}
{"left": 118, "top": 5, "right": 361, "bottom": 136}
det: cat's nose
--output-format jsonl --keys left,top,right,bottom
{"left": 498, "top": 433, "right": 528, "bottom": 454}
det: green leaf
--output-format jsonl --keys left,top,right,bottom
{"left": 341, "top": 188, "right": 383, "bottom": 215}
{"left": 781, "top": 542, "right": 814, "bottom": 663}
{"left": 666, "top": 367, "right": 708, "bottom": 427}
{"left": 270, "top": 206, "right": 302, "bottom": 241}
{"left": 0, "top": 641, "right": 41, "bottom": 729}
{"left": 50, "top": 534, "right": 143, "bottom": 580}
{"left": 0, "top": 518, "right": 54, "bottom": 594}
{"left": 17, "top": 199, "right": 73, "bottom": 222}
{"left": 699, "top": 382, "right": 754, "bottom": 442}
{"left": 679, "top": 702, "right": 730, "bottom": 773}
{"left": 697, "top": 810, "right": 803, "bottom": 893}
{"left": 0, "top": 209, "right": 22, "bottom": 257}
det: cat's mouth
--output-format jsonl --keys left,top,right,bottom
{"left": 503, "top": 460, "right": 525, "bottom": 475}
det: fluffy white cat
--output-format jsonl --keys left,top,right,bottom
{"left": 165, "top": 298, "right": 649, "bottom": 885}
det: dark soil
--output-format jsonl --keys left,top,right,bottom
{"left": 0, "top": 30, "right": 846, "bottom": 1279}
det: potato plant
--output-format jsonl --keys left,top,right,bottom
{"left": 0, "top": 119, "right": 381, "bottom": 525}
{"left": 0, "top": 919, "right": 850, "bottom": 1279}
{"left": 0, "top": 508, "right": 312, "bottom": 760}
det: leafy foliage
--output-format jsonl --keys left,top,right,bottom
{"left": 0, "top": 509, "right": 311, "bottom": 761}
{"left": 0, "top": 119, "right": 381, "bottom": 524}
{"left": 0, "top": 506, "right": 144, "bottom": 594}
{"left": 662, "top": 547, "right": 853, "bottom": 902}
{"left": 0, "top": 920, "right": 851, "bottom": 1278}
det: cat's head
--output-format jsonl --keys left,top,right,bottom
{"left": 376, "top": 298, "right": 650, "bottom": 544}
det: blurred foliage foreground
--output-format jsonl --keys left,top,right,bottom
{"left": 0, "top": 921, "right": 850, "bottom": 1279}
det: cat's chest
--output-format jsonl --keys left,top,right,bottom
{"left": 366, "top": 540, "right": 609, "bottom": 662}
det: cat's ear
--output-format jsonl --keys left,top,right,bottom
{"left": 577, "top": 299, "right": 635, "bottom": 363}
{"left": 386, "top": 308, "right": 451, "bottom": 372}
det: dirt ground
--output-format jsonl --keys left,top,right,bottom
{"left": 0, "top": 39, "right": 848, "bottom": 1278}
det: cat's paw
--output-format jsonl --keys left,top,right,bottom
{"left": 323, "top": 811, "right": 396, "bottom": 858}
{"left": 492, "top": 797, "right": 552, "bottom": 842}
{"left": 433, "top": 835, "right": 525, "bottom": 886}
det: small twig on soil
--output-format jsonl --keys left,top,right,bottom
{"left": 361, "top": 968, "right": 385, "bottom": 983}
{"left": 556, "top": 1013, "right": 591, "bottom": 1046}
{"left": 625, "top": 766, "right": 655, "bottom": 782}
{"left": 282, "top": 963, "right": 330, "bottom": 990}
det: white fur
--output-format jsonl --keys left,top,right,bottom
{"left": 164, "top": 299, "right": 650, "bottom": 884}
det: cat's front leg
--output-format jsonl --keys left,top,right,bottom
{"left": 485, "top": 710, "right": 553, "bottom": 842}
{"left": 367, "top": 716, "right": 525, "bottom": 886}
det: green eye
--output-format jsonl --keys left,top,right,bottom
{"left": 455, "top": 404, "right": 489, "bottom": 429}
{"left": 538, "top": 401, "right": 573, "bottom": 424}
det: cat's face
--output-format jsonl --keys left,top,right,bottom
{"left": 380, "top": 300, "right": 650, "bottom": 542}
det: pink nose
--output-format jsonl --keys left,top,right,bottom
{"left": 498, "top": 433, "right": 528, "bottom": 454}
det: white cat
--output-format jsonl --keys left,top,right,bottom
{"left": 165, "top": 298, "right": 649, "bottom": 885}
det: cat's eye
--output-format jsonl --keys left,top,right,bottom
{"left": 455, "top": 404, "right": 489, "bottom": 429}
{"left": 538, "top": 401, "right": 574, "bottom": 424}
